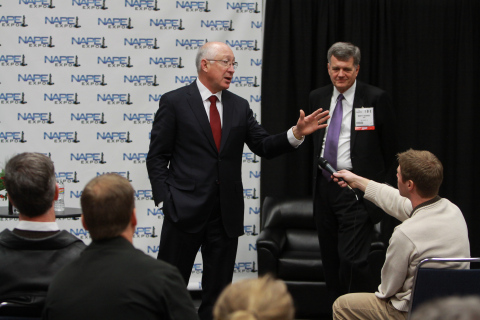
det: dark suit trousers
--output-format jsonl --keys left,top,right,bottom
{"left": 314, "top": 173, "right": 375, "bottom": 305}
{"left": 157, "top": 194, "right": 238, "bottom": 320}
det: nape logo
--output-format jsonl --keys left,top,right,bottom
{"left": 250, "top": 58, "right": 262, "bottom": 67}
{"left": 192, "top": 263, "right": 203, "bottom": 274}
{"left": 125, "top": 38, "right": 159, "bottom": 50}
{"left": 71, "top": 74, "right": 107, "bottom": 86}
{"left": 44, "top": 131, "right": 80, "bottom": 143}
{"left": 19, "top": 0, "right": 53, "bottom": 8}
{"left": 243, "top": 188, "right": 259, "bottom": 199}
{"left": 232, "top": 75, "right": 260, "bottom": 87}
{"left": 149, "top": 94, "right": 162, "bottom": 102}
{"left": 71, "top": 112, "right": 107, "bottom": 124}
{"left": 96, "top": 171, "right": 132, "bottom": 181}
{"left": 250, "top": 95, "right": 261, "bottom": 103}
{"left": 123, "top": 113, "right": 153, "bottom": 124}
{"left": 125, "top": 0, "right": 157, "bottom": 11}
{"left": 149, "top": 57, "right": 183, "bottom": 68}
{"left": 0, "top": 131, "right": 27, "bottom": 143}
{"left": 227, "top": 2, "right": 261, "bottom": 13}
{"left": 226, "top": 39, "right": 260, "bottom": 51}
{"left": 175, "top": 39, "right": 207, "bottom": 50}
{"left": 234, "top": 261, "right": 257, "bottom": 273}
{"left": 45, "top": 55, "right": 81, "bottom": 67}
{"left": 19, "top": 36, "right": 55, "bottom": 48}
{"left": 72, "top": 37, "right": 107, "bottom": 48}
{"left": 176, "top": 1, "right": 206, "bottom": 12}
{"left": 123, "top": 152, "right": 147, "bottom": 163}
{"left": 201, "top": 19, "right": 234, "bottom": 31}
{"left": 97, "top": 56, "right": 132, "bottom": 67}
{"left": 0, "top": 93, "right": 27, "bottom": 104}
{"left": 175, "top": 75, "right": 197, "bottom": 85}
{"left": 44, "top": 93, "right": 80, "bottom": 104}
{"left": 0, "top": 15, "right": 27, "bottom": 27}
{"left": 249, "top": 171, "right": 260, "bottom": 179}
{"left": 251, "top": 21, "right": 262, "bottom": 28}
{"left": 242, "top": 152, "right": 259, "bottom": 163}
{"left": 72, "top": 0, "right": 107, "bottom": 10}
{"left": 45, "top": 16, "right": 81, "bottom": 28}
{"left": 18, "top": 74, "right": 54, "bottom": 85}
{"left": 124, "top": 75, "right": 158, "bottom": 86}
{"left": 147, "top": 207, "right": 164, "bottom": 219}
{"left": 18, "top": 112, "right": 55, "bottom": 124}
{"left": 1, "top": 55, "right": 28, "bottom": 67}
{"left": 96, "top": 131, "right": 133, "bottom": 143}
{"left": 69, "top": 227, "right": 90, "bottom": 239}
{"left": 135, "top": 189, "right": 153, "bottom": 200}
{"left": 150, "top": 19, "right": 184, "bottom": 30}
{"left": 97, "top": 93, "right": 133, "bottom": 104}
{"left": 244, "top": 224, "right": 259, "bottom": 236}
{"left": 71, "top": 152, "right": 107, "bottom": 164}
{"left": 248, "top": 206, "right": 260, "bottom": 215}
{"left": 134, "top": 226, "right": 158, "bottom": 238}
{"left": 55, "top": 171, "right": 80, "bottom": 183}
{"left": 99, "top": 17, "right": 133, "bottom": 29}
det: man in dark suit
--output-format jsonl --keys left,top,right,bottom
{"left": 0, "top": 152, "right": 85, "bottom": 310}
{"left": 147, "top": 41, "right": 330, "bottom": 320}
{"left": 44, "top": 174, "right": 198, "bottom": 320}
{"left": 309, "top": 42, "right": 398, "bottom": 304}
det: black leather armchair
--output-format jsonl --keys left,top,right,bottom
{"left": 257, "top": 196, "right": 387, "bottom": 319}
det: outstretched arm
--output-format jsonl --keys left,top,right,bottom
{"left": 292, "top": 108, "right": 330, "bottom": 139}
{"left": 333, "top": 170, "right": 370, "bottom": 192}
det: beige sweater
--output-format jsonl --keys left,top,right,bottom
{"left": 364, "top": 181, "right": 470, "bottom": 312}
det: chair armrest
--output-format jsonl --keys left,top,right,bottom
{"left": 256, "top": 228, "right": 286, "bottom": 257}
{"left": 256, "top": 228, "right": 286, "bottom": 276}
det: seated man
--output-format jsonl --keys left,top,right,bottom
{"left": 331, "top": 149, "right": 470, "bottom": 320}
{"left": 44, "top": 173, "right": 198, "bottom": 320}
{"left": 0, "top": 152, "right": 85, "bottom": 306}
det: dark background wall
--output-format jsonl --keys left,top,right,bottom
{"left": 260, "top": 0, "right": 480, "bottom": 257}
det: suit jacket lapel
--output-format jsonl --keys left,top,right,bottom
{"left": 220, "top": 91, "right": 233, "bottom": 153}
{"left": 350, "top": 81, "right": 365, "bottom": 151}
{"left": 187, "top": 81, "right": 218, "bottom": 152}
{"left": 315, "top": 85, "right": 334, "bottom": 154}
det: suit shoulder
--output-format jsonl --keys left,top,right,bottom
{"left": 162, "top": 84, "right": 192, "bottom": 100}
{"left": 310, "top": 84, "right": 333, "bottom": 98}
{"left": 223, "top": 89, "right": 248, "bottom": 103}
{"left": 357, "top": 81, "right": 387, "bottom": 97}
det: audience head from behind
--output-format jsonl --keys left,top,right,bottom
{"left": 80, "top": 173, "right": 136, "bottom": 242}
{"left": 213, "top": 275, "right": 295, "bottom": 320}
{"left": 411, "top": 296, "right": 480, "bottom": 320}
{"left": 5, "top": 152, "right": 58, "bottom": 218}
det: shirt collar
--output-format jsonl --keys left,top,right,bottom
{"left": 196, "top": 79, "right": 222, "bottom": 103}
{"left": 333, "top": 80, "right": 356, "bottom": 106}
{"left": 16, "top": 221, "right": 60, "bottom": 232}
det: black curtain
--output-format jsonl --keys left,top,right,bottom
{"left": 260, "top": 0, "right": 480, "bottom": 257}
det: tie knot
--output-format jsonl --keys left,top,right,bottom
{"left": 337, "top": 94, "right": 344, "bottom": 102}
{"left": 209, "top": 95, "right": 217, "bottom": 104}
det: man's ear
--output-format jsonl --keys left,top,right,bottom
{"left": 81, "top": 215, "right": 88, "bottom": 230}
{"left": 131, "top": 208, "right": 137, "bottom": 228}
{"left": 54, "top": 182, "right": 59, "bottom": 201}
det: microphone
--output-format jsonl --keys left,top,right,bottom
{"left": 318, "top": 157, "right": 352, "bottom": 190}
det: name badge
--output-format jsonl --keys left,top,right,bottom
{"left": 355, "top": 107, "right": 375, "bottom": 130}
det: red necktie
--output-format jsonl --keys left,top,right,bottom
{"left": 209, "top": 95, "right": 221, "bottom": 151}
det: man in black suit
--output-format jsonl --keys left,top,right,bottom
{"left": 309, "top": 42, "right": 398, "bottom": 304}
{"left": 44, "top": 174, "right": 198, "bottom": 320}
{"left": 147, "top": 41, "right": 330, "bottom": 320}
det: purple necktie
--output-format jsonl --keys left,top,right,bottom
{"left": 322, "top": 94, "right": 344, "bottom": 181}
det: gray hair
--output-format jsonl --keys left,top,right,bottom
{"left": 5, "top": 152, "right": 56, "bottom": 217}
{"left": 195, "top": 42, "right": 219, "bottom": 73}
{"left": 327, "top": 42, "right": 361, "bottom": 67}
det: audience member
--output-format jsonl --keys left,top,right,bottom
{"left": 0, "top": 152, "right": 85, "bottom": 307}
{"left": 213, "top": 275, "right": 294, "bottom": 320}
{"left": 331, "top": 149, "right": 470, "bottom": 320}
{"left": 411, "top": 296, "right": 480, "bottom": 320}
{"left": 43, "top": 173, "right": 198, "bottom": 320}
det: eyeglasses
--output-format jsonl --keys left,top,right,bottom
{"left": 207, "top": 59, "right": 238, "bottom": 69}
